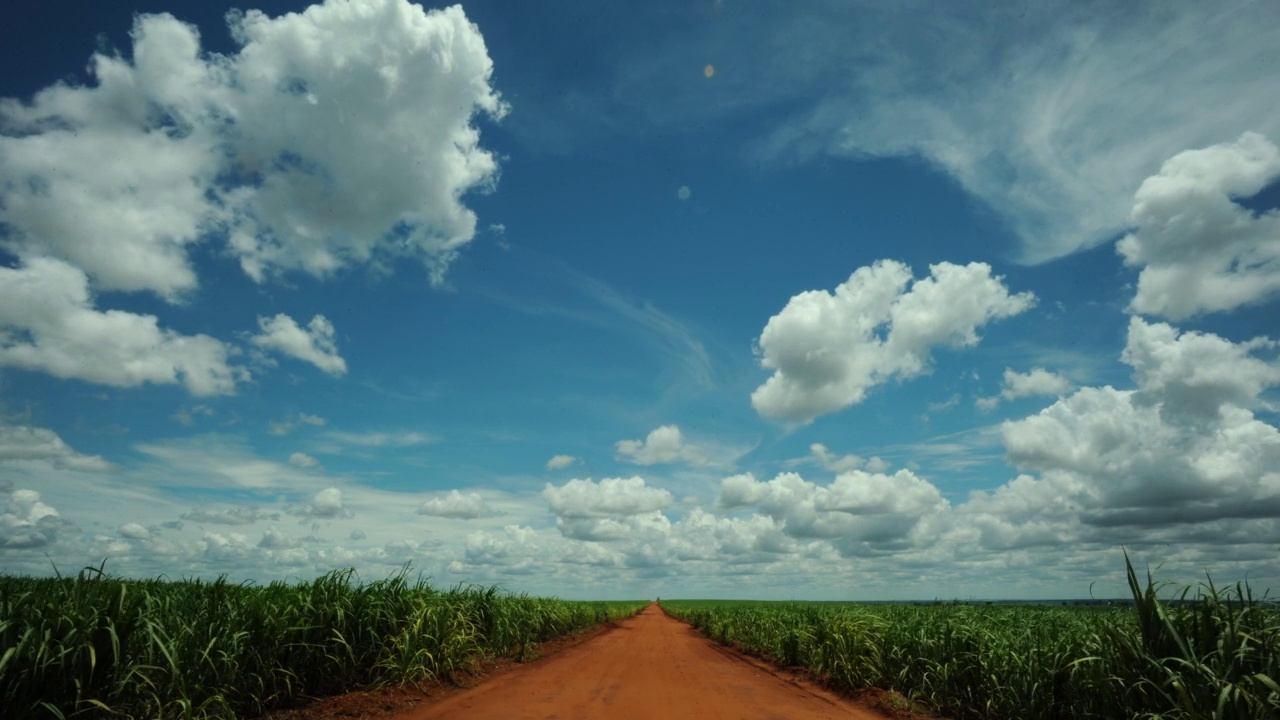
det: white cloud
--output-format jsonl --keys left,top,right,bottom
{"left": 1001, "top": 318, "right": 1280, "bottom": 528}
{"left": 545, "top": 454, "right": 578, "bottom": 470}
{"left": 288, "top": 452, "right": 320, "bottom": 469}
{"left": 300, "top": 487, "right": 351, "bottom": 519}
{"left": 543, "top": 477, "right": 673, "bottom": 519}
{"left": 463, "top": 524, "right": 546, "bottom": 567}
{"left": 1120, "top": 132, "right": 1280, "bottom": 319}
{"left": 251, "top": 314, "right": 347, "bottom": 376}
{"left": 718, "top": 469, "right": 949, "bottom": 556}
{"left": 977, "top": 367, "right": 1074, "bottom": 411}
{"left": 118, "top": 523, "right": 152, "bottom": 540}
{"left": 173, "top": 405, "right": 216, "bottom": 427}
{"left": 863, "top": 457, "right": 891, "bottom": 474}
{"left": 267, "top": 413, "right": 327, "bottom": 436}
{"left": 0, "top": 258, "right": 245, "bottom": 395}
{"left": 183, "top": 507, "right": 280, "bottom": 526}
{"left": 417, "top": 489, "right": 493, "bottom": 519}
{"left": 0, "top": 0, "right": 505, "bottom": 294}
{"left": 222, "top": 0, "right": 506, "bottom": 285}
{"left": 487, "top": 266, "right": 714, "bottom": 389}
{"left": 258, "top": 527, "right": 301, "bottom": 550}
{"left": 1122, "top": 317, "right": 1280, "bottom": 425}
{"left": 556, "top": 510, "right": 673, "bottom": 544}
{"left": 323, "top": 430, "right": 433, "bottom": 448}
{"left": 752, "top": 260, "right": 1034, "bottom": 423}
{"left": 1, "top": 489, "right": 62, "bottom": 548}
{"left": 0, "top": 423, "right": 113, "bottom": 471}
{"left": 809, "top": 443, "right": 864, "bottom": 474}
{"left": 0, "top": 17, "right": 224, "bottom": 300}
{"left": 615, "top": 425, "right": 707, "bottom": 466}
{"left": 744, "top": 3, "right": 1280, "bottom": 263}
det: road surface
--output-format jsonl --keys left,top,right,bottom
{"left": 399, "top": 603, "right": 890, "bottom": 720}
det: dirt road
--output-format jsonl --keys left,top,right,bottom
{"left": 398, "top": 603, "right": 890, "bottom": 720}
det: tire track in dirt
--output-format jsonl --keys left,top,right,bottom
{"left": 397, "top": 602, "right": 891, "bottom": 720}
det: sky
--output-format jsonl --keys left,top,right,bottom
{"left": 1, "top": 0, "right": 1279, "bottom": 600}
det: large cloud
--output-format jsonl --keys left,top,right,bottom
{"left": 1002, "top": 318, "right": 1280, "bottom": 528}
{"left": 222, "top": 0, "right": 506, "bottom": 285}
{"left": 0, "top": 423, "right": 113, "bottom": 472}
{"left": 752, "top": 260, "right": 1033, "bottom": 422}
{"left": 0, "top": 489, "right": 62, "bottom": 549}
{"left": 719, "top": 470, "right": 948, "bottom": 556}
{"left": 1119, "top": 132, "right": 1280, "bottom": 319}
{"left": 0, "top": 258, "right": 244, "bottom": 395}
{"left": 0, "top": 0, "right": 505, "bottom": 295}
{"left": 543, "top": 477, "right": 673, "bottom": 519}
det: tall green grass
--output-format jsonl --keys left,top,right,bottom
{"left": 663, "top": 558, "right": 1280, "bottom": 719}
{"left": 0, "top": 565, "right": 644, "bottom": 719}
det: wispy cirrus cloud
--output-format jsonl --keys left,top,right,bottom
{"left": 471, "top": 254, "right": 713, "bottom": 389}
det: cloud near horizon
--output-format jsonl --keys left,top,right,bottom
{"left": 2, "top": 2, "right": 1278, "bottom": 601}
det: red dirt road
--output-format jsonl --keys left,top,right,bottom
{"left": 398, "top": 603, "right": 890, "bottom": 720}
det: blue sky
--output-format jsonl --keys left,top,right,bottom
{"left": 2, "top": 0, "right": 1279, "bottom": 600}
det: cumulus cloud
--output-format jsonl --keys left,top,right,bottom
{"left": 300, "top": 487, "right": 351, "bottom": 519}
{"left": 1001, "top": 318, "right": 1280, "bottom": 528}
{"left": 417, "top": 489, "right": 493, "bottom": 519}
{"left": 956, "top": 473, "right": 1085, "bottom": 551}
{"left": 719, "top": 470, "right": 949, "bottom": 556}
{"left": 0, "top": 259, "right": 244, "bottom": 395}
{"left": 118, "top": 523, "right": 152, "bottom": 540}
{"left": 545, "top": 454, "right": 578, "bottom": 470}
{"left": 1120, "top": 132, "right": 1280, "bottom": 319}
{"left": 221, "top": 0, "right": 507, "bottom": 285}
{"left": 544, "top": 477, "right": 673, "bottom": 520}
{"left": 615, "top": 425, "right": 707, "bottom": 466}
{"left": 976, "top": 367, "right": 1074, "bottom": 411}
{"left": 251, "top": 314, "right": 347, "bottom": 376}
{"left": 0, "top": 423, "right": 113, "bottom": 471}
{"left": 752, "top": 260, "right": 1034, "bottom": 423}
{"left": 1122, "top": 317, "right": 1280, "bottom": 425}
{"left": 463, "top": 525, "right": 545, "bottom": 567}
{"left": 1, "top": 489, "right": 62, "bottom": 548}
{"left": 258, "top": 527, "right": 301, "bottom": 549}
{"left": 0, "top": 0, "right": 505, "bottom": 295}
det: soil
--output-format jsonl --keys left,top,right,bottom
{"left": 254, "top": 603, "right": 937, "bottom": 720}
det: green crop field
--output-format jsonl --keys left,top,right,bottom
{"left": 0, "top": 565, "right": 645, "bottom": 719}
{"left": 662, "top": 558, "right": 1280, "bottom": 719}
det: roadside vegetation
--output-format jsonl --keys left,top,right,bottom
{"left": 663, "top": 557, "right": 1280, "bottom": 720}
{"left": 0, "top": 564, "right": 645, "bottom": 719}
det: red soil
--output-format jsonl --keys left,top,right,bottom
{"left": 396, "top": 602, "right": 893, "bottom": 720}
